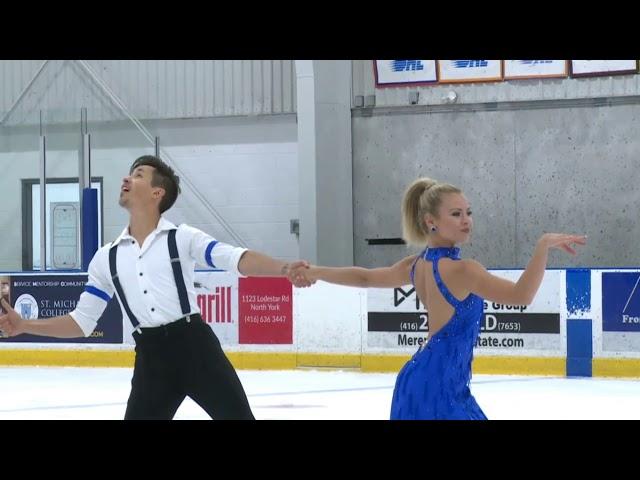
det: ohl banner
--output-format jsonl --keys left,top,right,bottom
{"left": 374, "top": 60, "right": 437, "bottom": 87}
{"left": 0, "top": 274, "right": 122, "bottom": 343}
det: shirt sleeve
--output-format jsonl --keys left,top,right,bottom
{"left": 182, "top": 224, "right": 248, "bottom": 277}
{"left": 68, "top": 248, "right": 115, "bottom": 337}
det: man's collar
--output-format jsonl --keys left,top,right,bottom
{"left": 111, "top": 216, "right": 177, "bottom": 246}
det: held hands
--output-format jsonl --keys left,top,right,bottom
{"left": 282, "top": 261, "right": 316, "bottom": 288}
{"left": 0, "top": 298, "right": 26, "bottom": 337}
{"left": 538, "top": 233, "right": 587, "bottom": 255}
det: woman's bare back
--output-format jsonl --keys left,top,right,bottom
{"left": 413, "top": 257, "right": 471, "bottom": 336}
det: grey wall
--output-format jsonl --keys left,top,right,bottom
{"left": 0, "top": 60, "right": 297, "bottom": 125}
{"left": 353, "top": 101, "right": 640, "bottom": 269}
{"left": 0, "top": 115, "right": 299, "bottom": 271}
{"left": 296, "top": 60, "right": 353, "bottom": 266}
{"left": 4, "top": 60, "right": 640, "bottom": 272}
{"left": 0, "top": 59, "right": 302, "bottom": 274}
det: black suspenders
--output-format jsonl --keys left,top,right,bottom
{"left": 109, "top": 245, "right": 140, "bottom": 332}
{"left": 167, "top": 229, "right": 191, "bottom": 316}
{"left": 109, "top": 228, "right": 191, "bottom": 333}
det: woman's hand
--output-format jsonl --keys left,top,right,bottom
{"left": 537, "top": 233, "right": 587, "bottom": 255}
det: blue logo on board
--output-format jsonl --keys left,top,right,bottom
{"left": 519, "top": 60, "right": 553, "bottom": 65}
{"left": 391, "top": 60, "right": 425, "bottom": 72}
{"left": 452, "top": 60, "right": 488, "bottom": 68}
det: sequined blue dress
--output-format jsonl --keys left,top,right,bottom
{"left": 390, "top": 246, "right": 487, "bottom": 420}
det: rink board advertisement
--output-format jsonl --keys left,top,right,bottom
{"left": 193, "top": 273, "right": 293, "bottom": 345}
{"left": 0, "top": 274, "right": 122, "bottom": 343}
{"left": 238, "top": 277, "right": 292, "bottom": 344}
{"left": 195, "top": 271, "right": 239, "bottom": 345}
{"left": 601, "top": 271, "right": 640, "bottom": 353}
{"left": 366, "top": 270, "right": 562, "bottom": 353}
{"left": 0, "top": 272, "right": 293, "bottom": 346}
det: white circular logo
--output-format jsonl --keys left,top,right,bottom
{"left": 15, "top": 294, "right": 39, "bottom": 319}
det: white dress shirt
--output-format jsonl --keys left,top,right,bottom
{"left": 69, "top": 217, "right": 247, "bottom": 337}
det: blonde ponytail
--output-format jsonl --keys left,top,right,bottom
{"left": 401, "top": 177, "right": 461, "bottom": 246}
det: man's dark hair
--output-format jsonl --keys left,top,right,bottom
{"left": 130, "top": 155, "right": 181, "bottom": 213}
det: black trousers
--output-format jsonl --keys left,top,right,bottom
{"left": 124, "top": 314, "right": 254, "bottom": 420}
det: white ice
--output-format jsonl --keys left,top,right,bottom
{"left": 1, "top": 367, "right": 639, "bottom": 420}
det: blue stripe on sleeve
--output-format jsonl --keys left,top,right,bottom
{"left": 85, "top": 285, "right": 111, "bottom": 303}
{"left": 205, "top": 241, "right": 219, "bottom": 268}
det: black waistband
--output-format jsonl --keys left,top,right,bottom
{"left": 132, "top": 313, "right": 202, "bottom": 340}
